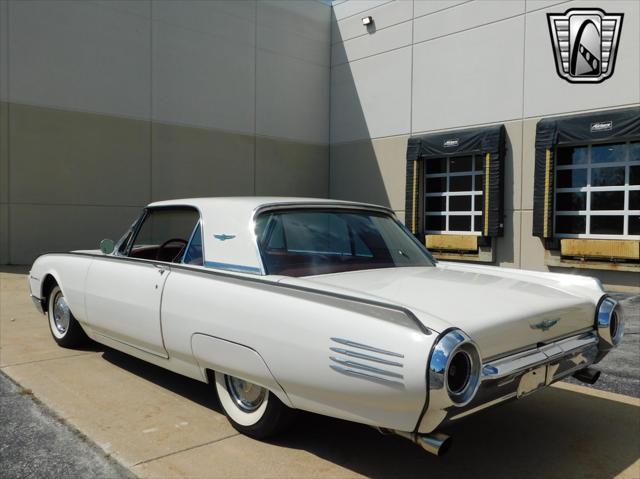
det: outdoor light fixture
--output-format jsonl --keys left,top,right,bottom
{"left": 362, "top": 16, "right": 373, "bottom": 26}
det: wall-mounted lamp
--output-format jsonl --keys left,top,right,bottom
{"left": 362, "top": 16, "right": 373, "bottom": 26}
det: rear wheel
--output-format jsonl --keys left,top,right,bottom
{"left": 47, "top": 286, "right": 88, "bottom": 348}
{"left": 214, "top": 371, "right": 292, "bottom": 439}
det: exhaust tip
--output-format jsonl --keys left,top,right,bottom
{"left": 573, "top": 367, "right": 601, "bottom": 385}
{"left": 415, "top": 432, "right": 452, "bottom": 456}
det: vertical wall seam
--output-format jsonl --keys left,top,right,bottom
{"left": 409, "top": 0, "right": 414, "bottom": 136}
{"left": 327, "top": 3, "right": 333, "bottom": 198}
{"left": 519, "top": 5, "right": 527, "bottom": 266}
{"left": 6, "top": 0, "right": 10, "bottom": 263}
{"left": 149, "top": 0, "right": 153, "bottom": 203}
{"left": 253, "top": 0, "right": 257, "bottom": 195}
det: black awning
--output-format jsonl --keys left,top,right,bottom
{"left": 536, "top": 106, "right": 640, "bottom": 150}
{"left": 407, "top": 124, "right": 505, "bottom": 160}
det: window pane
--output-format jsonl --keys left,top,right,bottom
{"left": 557, "top": 146, "right": 588, "bottom": 165}
{"left": 630, "top": 165, "right": 640, "bottom": 185}
{"left": 426, "top": 158, "right": 446, "bottom": 174}
{"left": 450, "top": 156, "right": 473, "bottom": 173}
{"left": 426, "top": 215, "right": 445, "bottom": 231}
{"left": 591, "top": 166, "right": 625, "bottom": 186}
{"left": 449, "top": 195, "right": 472, "bottom": 211}
{"left": 426, "top": 177, "right": 447, "bottom": 192}
{"left": 556, "top": 216, "right": 585, "bottom": 234}
{"left": 556, "top": 192, "right": 586, "bottom": 211}
{"left": 282, "top": 213, "right": 350, "bottom": 254}
{"left": 183, "top": 223, "right": 203, "bottom": 265}
{"left": 556, "top": 169, "right": 587, "bottom": 188}
{"left": 630, "top": 142, "right": 640, "bottom": 161}
{"left": 629, "top": 215, "right": 640, "bottom": 235}
{"left": 630, "top": 191, "right": 639, "bottom": 211}
{"left": 591, "top": 191, "right": 624, "bottom": 210}
{"left": 474, "top": 155, "right": 484, "bottom": 172}
{"left": 474, "top": 195, "right": 483, "bottom": 211}
{"left": 473, "top": 174, "right": 484, "bottom": 192}
{"left": 474, "top": 215, "right": 483, "bottom": 232}
{"left": 425, "top": 196, "right": 445, "bottom": 212}
{"left": 449, "top": 216, "right": 471, "bottom": 231}
{"left": 591, "top": 143, "right": 625, "bottom": 163}
{"left": 450, "top": 175, "right": 472, "bottom": 191}
{"left": 590, "top": 216, "right": 623, "bottom": 235}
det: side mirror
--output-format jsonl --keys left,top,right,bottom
{"left": 99, "top": 239, "right": 115, "bottom": 255}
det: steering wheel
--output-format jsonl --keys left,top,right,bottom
{"left": 156, "top": 238, "right": 189, "bottom": 262}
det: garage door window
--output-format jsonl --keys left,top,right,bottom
{"left": 424, "top": 155, "right": 484, "bottom": 235}
{"left": 554, "top": 141, "right": 640, "bottom": 238}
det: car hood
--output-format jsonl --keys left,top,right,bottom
{"left": 279, "top": 263, "right": 605, "bottom": 359}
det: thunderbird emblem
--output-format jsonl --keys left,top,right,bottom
{"left": 547, "top": 8, "right": 623, "bottom": 84}
{"left": 214, "top": 234, "right": 236, "bottom": 241}
{"left": 530, "top": 319, "right": 560, "bottom": 332}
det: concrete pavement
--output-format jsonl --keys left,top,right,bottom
{"left": 1, "top": 266, "right": 639, "bottom": 478}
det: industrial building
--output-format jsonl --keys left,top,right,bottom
{"left": 1, "top": 0, "right": 638, "bottom": 291}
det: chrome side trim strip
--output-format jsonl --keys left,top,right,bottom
{"left": 55, "top": 252, "right": 433, "bottom": 336}
{"left": 329, "top": 347, "right": 404, "bottom": 367}
{"left": 329, "top": 357, "right": 404, "bottom": 379}
{"left": 330, "top": 337, "right": 404, "bottom": 358}
{"left": 329, "top": 365, "right": 404, "bottom": 388}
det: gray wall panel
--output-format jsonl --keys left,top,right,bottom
{"left": 332, "top": 0, "right": 412, "bottom": 43}
{"left": 332, "top": 20, "right": 411, "bottom": 65}
{"left": 412, "top": 17, "right": 525, "bottom": 133}
{"left": 9, "top": 104, "right": 151, "bottom": 207}
{"left": 9, "top": 0, "right": 151, "bottom": 118}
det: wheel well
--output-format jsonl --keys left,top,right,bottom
{"left": 41, "top": 275, "right": 58, "bottom": 312}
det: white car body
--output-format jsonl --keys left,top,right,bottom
{"left": 28, "top": 197, "right": 624, "bottom": 454}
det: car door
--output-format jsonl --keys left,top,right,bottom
{"left": 84, "top": 207, "right": 200, "bottom": 357}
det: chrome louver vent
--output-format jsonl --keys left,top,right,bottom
{"left": 329, "top": 337, "right": 404, "bottom": 387}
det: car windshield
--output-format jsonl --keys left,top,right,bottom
{"left": 255, "top": 209, "right": 435, "bottom": 277}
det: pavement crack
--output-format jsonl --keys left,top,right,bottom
{"left": 0, "top": 352, "right": 95, "bottom": 369}
{"left": 131, "top": 432, "right": 240, "bottom": 468}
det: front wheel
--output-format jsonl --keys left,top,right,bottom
{"left": 214, "top": 371, "right": 293, "bottom": 439}
{"left": 47, "top": 286, "right": 88, "bottom": 348}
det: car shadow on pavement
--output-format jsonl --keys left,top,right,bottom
{"left": 98, "top": 345, "right": 639, "bottom": 479}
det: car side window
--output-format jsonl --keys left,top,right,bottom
{"left": 128, "top": 208, "right": 199, "bottom": 263}
{"left": 183, "top": 223, "right": 204, "bottom": 266}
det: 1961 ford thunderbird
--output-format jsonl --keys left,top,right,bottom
{"left": 28, "top": 197, "right": 624, "bottom": 455}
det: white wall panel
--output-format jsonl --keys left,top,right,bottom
{"left": 331, "top": 46, "right": 411, "bottom": 143}
{"left": 525, "top": 0, "right": 573, "bottom": 13}
{"left": 413, "top": 0, "right": 524, "bottom": 43}
{"left": 9, "top": 0, "right": 151, "bottom": 118}
{"left": 92, "top": 0, "right": 151, "bottom": 18}
{"left": 333, "top": 0, "right": 392, "bottom": 21}
{"left": 332, "top": 21, "right": 411, "bottom": 65}
{"left": 412, "top": 17, "right": 525, "bottom": 133}
{"left": 523, "top": 0, "right": 640, "bottom": 118}
{"left": 152, "top": 21, "right": 254, "bottom": 134}
{"left": 152, "top": 0, "right": 255, "bottom": 46}
{"left": 258, "top": 0, "right": 329, "bottom": 43}
{"left": 413, "top": 0, "right": 469, "bottom": 19}
{"left": 332, "top": 0, "right": 412, "bottom": 43}
{"left": 256, "top": 50, "right": 329, "bottom": 144}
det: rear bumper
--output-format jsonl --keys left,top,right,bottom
{"left": 419, "top": 330, "right": 600, "bottom": 432}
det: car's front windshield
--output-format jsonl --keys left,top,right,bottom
{"left": 255, "top": 209, "right": 435, "bottom": 277}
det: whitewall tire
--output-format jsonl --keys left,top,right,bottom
{"left": 47, "top": 285, "right": 88, "bottom": 348}
{"left": 214, "top": 371, "right": 293, "bottom": 439}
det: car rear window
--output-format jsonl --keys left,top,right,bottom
{"left": 255, "top": 209, "right": 434, "bottom": 277}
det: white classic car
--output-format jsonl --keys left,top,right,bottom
{"left": 29, "top": 197, "right": 624, "bottom": 455}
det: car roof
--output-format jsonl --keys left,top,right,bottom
{"left": 145, "top": 197, "right": 394, "bottom": 275}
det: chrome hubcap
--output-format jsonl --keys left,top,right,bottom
{"left": 225, "top": 376, "right": 266, "bottom": 412}
{"left": 53, "top": 293, "right": 70, "bottom": 334}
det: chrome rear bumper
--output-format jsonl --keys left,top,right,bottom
{"left": 450, "top": 331, "right": 598, "bottom": 421}
{"left": 419, "top": 330, "right": 600, "bottom": 432}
